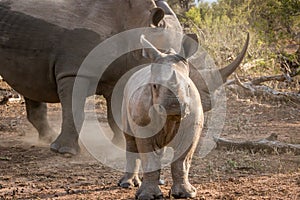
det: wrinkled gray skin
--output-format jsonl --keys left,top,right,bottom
{"left": 119, "top": 36, "right": 203, "bottom": 199}
{"left": 0, "top": 0, "right": 249, "bottom": 155}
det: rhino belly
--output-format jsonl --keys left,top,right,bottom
{"left": 0, "top": 5, "right": 78, "bottom": 103}
{"left": 0, "top": 49, "right": 59, "bottom": 103}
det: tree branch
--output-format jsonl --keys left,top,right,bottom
{"left": 250, "top": 74, "right": 286, "bottom": 85}
{"left": 214, "top": 133, "right": 300, "bottom": 155}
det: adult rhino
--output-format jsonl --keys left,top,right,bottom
{"left": 0, "top": 0, "right": 249, "bottom": 155}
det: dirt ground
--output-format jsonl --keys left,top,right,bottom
{"left": 0, "top": 81, "right": 299, "bottom": 200}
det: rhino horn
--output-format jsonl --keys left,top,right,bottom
{"left": 218, "top": 33, "right": 250, "bottom": 82}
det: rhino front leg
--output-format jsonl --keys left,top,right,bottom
{"left": 135, "top": 139, "right": 163, "bottom": 200}
{"left": 50, "top": 77, "right": 89, "bottom": 155}
{"left": 170, "top": 125, "right": 202, "bottom": 199}
{"left": 170, "top": 153, "right": 197, "bottom": 199}
{"left": 118, "top": 134, "right": 141, "bottom": 188}
{"left": 25, "top": 98, "right": 56, "bottom": 143}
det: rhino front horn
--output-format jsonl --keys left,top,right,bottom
{"left": 219, "top": 33, "right": 250, "bottom": 82}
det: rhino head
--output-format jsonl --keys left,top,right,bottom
{"left": 141, "top": 35, "right": 191, "bottom": 119}
{"left": 144, "top": 2, "right": 250, "bottom": 112}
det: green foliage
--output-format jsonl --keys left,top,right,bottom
{"left": 183, "top": 0, "right": 300, "bottom": 78}
{"left": 248, "top": 0, "right": 300, "bottom": 43}
{"left": 166, "top": 0, "right": 194, "bottom": 13}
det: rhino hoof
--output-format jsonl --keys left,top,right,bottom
{"left": 118, "top": 174, "right": 141, "bottom": 188}
{"left": 119, "top": 182, "right": 132, "bottom": 188}
{"left": 50, "top": 142, "right": 79, "bottom": 155}
{"left": 170, "top": 183, "right": 197, "bottom": 199}
{"left": 171, "top": 193, "right": 196, "bottom": 199}
{"left": 136, "top": 184, "right": 163, "bottom": 200}
{"left": 136, "top": 193, "right": 163, "bottom": 200}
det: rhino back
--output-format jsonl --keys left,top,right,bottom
{"left": 0, "top": 0, "right": 157, "bottom": 102}
{"left": 0, "top": 5, "right": 63, "bottom": 55}
{"left": 0, "top": 4, "right": 104, "bottom": 101}
{"left": 0, "top": 5, "right": 63, "bottom": 102}
{"left": 0, "top": 0, "right": 154, "bottom": 55}
{"left": 4, "top": 0, "right": 155, "bottom": 36}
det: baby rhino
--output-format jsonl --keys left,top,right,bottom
{"left": 120, "top": 35, "right": 204, "bottom": 200}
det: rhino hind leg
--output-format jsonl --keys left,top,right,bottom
{"left": 106, "top": 95, "right": 125, "bottom": 148}
{"left": 50, "top": 77, "right": 88, "bottom": 155}
{"left": 25, "top": 98, "right": 56, "bottom": 143}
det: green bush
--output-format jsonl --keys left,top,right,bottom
{"left": 182, "top": 0, "right": 300, "bottom": 80}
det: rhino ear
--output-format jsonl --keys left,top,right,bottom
{"left": 150, "top": 7, "right": 165, "bottom": 27}
{"left": 141, "top": 35, "right": 162, "bottom": 60}
{"left": 180, "top": 34, "right": 199, "bottom": 58}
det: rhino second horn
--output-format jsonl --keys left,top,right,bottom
{"left": 219, "top": 33, "right": 250, "bottom": 82}
{"left": 170, "top": 70, "right": 178, "bottom": 83}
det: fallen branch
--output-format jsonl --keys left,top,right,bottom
{"left": 234, "top": 74, "right": 255, "bottom": 92}
{"left": 226, "top": 72, "right": 299, "bottom": 86}
{"left": 214, "top": 133, "right": 300, "bottom": 155}
{"left": 250, "top": 74, "right": 286, "bottom": 85}
{"left": 226, "top": 75, "right": 300, "bottom": 104}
